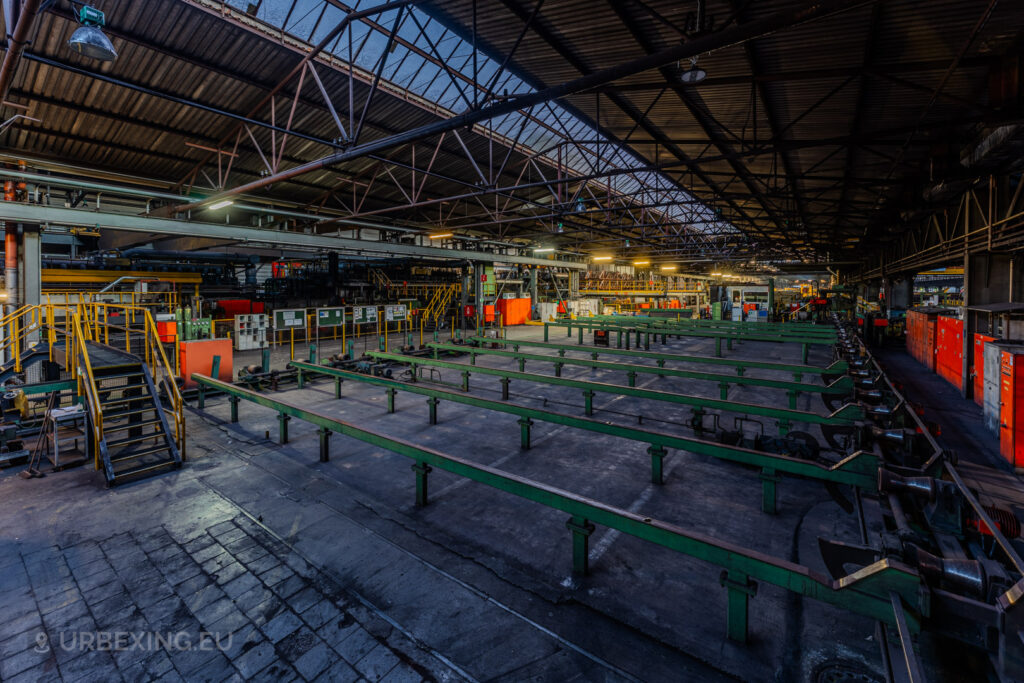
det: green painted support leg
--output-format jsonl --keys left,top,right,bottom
{"left": 409, "top": 364, "right": 418, "bottom": 382}
{"left": 736, "top": 367, "right": 746, "bottom": 377}
{"left": 567, "top": 324, "right": 572, "bottom": 338}
{"left": 518, "top": 358, "right": 526, "bottom": 372}
{"left": 318, "top": 428, "right": 331, "bottom": 462}
{"left": 387, "top": 387, "right": 396, "bottom": 413}
{"left": 628, "top": 371, "right": 637, "bottom": 388}
{"left": 648, "top": 445, "right": 667, "bottom": 484}
{"left": 590, "top": 352, "right": 599, "bottom": 361}
{"left": 261, "top": 347, "right": 270, "bottom": 373}
{"left": 778, "top": 419, "right": 790, "bottom": 436}
{"left": 578, "top": 327, "right": 584, "bottom": 344}
{"left": 470, "top": 352, "right": 476, "bottom": 366}
{"left": 719, "top": 571, "right": 757, "bottom": 643}
{"left": 412, "top": 462, "right": 432, "bottom": 506}
{"left": 793, "top": 372, "right": 803, "bottom": 382}
{"left": 544, "top": 324, "right": 549, "bottom": 342}
{"left": 690, "top": 408, "right": 705, "bottom": 434}
{"left": 433, "top": 347, "right": 439, "bottom": 360}
{"left": 309, "top": 344, "right": 317, "bottom": 363}
{"left": 624, "top": 332, "right": 630, "bottom": 350}
{"left": 787, "top": 390, "right": 798, "bottom": 410}
{"left": 566, "top": 515, "right": 596, "bottom": 575}
{"left": 583, "top": 390, "right": 595, "bottom": 416}
{"left": 297, "top": 368, "right": 305, "bottom": 389}
{"left": 715, "top": 337, "right": 722, "bottom": 357}
{"left": 761, "top": 468, "right": 780, "bottom": 514}
{"left": 657, "top": 359, "right": 665, "bottom": 378}
{"left": 727, "top": 337, "right": 733, "bottom": 351}
{"left": 211, "top": 355, "right": 221, "bottom": 382}
{"left": 519, "top": 417, "right": 533, "bottom": 449}
{"left": 512, "top": 344, "right": 520, "bottom": 353}
{"left": 802, "top": 343, "right": 809, "bottom": 364}
{"left": 644, "top": 333, "right": 650, "bottom": 351}
{"left": 661, "top": 333, "right": 667, "bottom": 344}
{"left": 334, "top": 377, "right": 343, "bottom": 399}
{"left": 616, "top": 330, "right": 622, "bottom": 348}
{"left": 427, "top": 397, "right": 439, "bottom": 425}
{"left": 278, "top": 413, "right": 290, "bottom": 444}
{"left": 500, "top": 377, "right": 510, "bottom": 400}
{"left": 558, "top": 348, "right": 566, "bottom": 357}
{"left": 229, "top": 396, "right": 239, "bottom": 423}
{"left": 719, "top": 382, "right": 729, "bottom": 400}
{"left": 198, "top": 385, "right": 205, "bottom": 409}
{"left": 555, "top": 363, "right": 563, "bottom": 378}
{"left": 461, "top": 371, "right": 471, "bottom": 392}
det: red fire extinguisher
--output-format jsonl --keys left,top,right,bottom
{"left": 464, "top": 305, "right": 476, "bottom": 318}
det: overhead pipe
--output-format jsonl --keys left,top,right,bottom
{"left": 171, "top": 0, "right": 875, "bottom": 214}
{"left": 0, "top": 0, "right": 43, "bottom": 105}
{"left": 4, "top": 223, "right": 18, "bottom": 306}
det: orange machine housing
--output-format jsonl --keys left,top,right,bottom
{"left": 179, "top": 339, "right": 233, "bottom": 389}
{"left": 495, "top": 298, "right": 532, "bottom": 326}
{"left": 156, "top": 321, "right": 177, "bottom": 343}
{"left": 973, "top": 333, "right": 998, "bottom": 406}
{"left": 483, "top": 305, "right": 496, "bottom": 323}
{"left": 935, "top": 315, "right": 964, "bottom": 388}
{"left": 999, "top": 348, "right": 1024, "bottom": 469}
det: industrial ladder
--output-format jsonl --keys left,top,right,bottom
{"left": 81, "top": 342, "right": 181, "bottom": 485}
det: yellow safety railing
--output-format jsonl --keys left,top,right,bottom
{"left": 68, "top": 310, "right": 105, "bottom": 469}
{"left": 0, "top": 302, "right": 186, "bottom": 463}
{"left": 81, "top": 303, "right": 186, "bottom": 460}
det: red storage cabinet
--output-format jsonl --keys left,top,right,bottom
{"left": 935, "top": 316, "right": 963, "bottom": 388}
{"left": 999, "top": 348, "right": 1024, "bottom": 469}
{"left": 973, "top": 334, "right": 998, "bottom": 406}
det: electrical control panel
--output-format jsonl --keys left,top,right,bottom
{"left": 234, "top": 314, "right": 268, "bottom": 351}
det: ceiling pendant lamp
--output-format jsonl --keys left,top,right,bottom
{"left": 68, "top": 6, "right": 118, "bottom": 62}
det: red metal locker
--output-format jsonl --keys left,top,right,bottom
{"left": 936, "top": 316, "right": 963, "bottom": 388}
{"left": 999, "top": 349, "right": 1024, "bottom": 469}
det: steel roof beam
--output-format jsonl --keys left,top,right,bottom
{"left": 170, "top": 0, "right": 875, "bottom": 214}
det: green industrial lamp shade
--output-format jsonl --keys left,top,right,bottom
{"left": 68, "top": 6, "right": 117, "bottom": 61}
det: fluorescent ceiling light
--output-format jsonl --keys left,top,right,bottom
{"left": 592, "top": 256, "right": 613, "bottom": 261}
{"left": 710, "top": 271, "right": 722, "bottom": 276}
{"left": 208, "top": 200, "right": 234, "bottom": 210}
{"left": 534, "top": 247, "right": 555, "bottom": 253}
{"left": 660, "top": 265, "right": 677, "bottom": 271}
{"left": 633, "top": 260, "right": 649, "bottom": 266}
{"left": 429, "top": 232, "right": 453, "bottom": 239}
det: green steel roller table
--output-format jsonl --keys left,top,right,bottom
{"left": 468, "top": 335, "right": 848, "bottom": 381}
{"left": 286, "top": 360, "right": 878, "bottom": 514}
{"left": 426, "top": 341, "right": 853, "bottom": 408}
{"left": 364, "top": 350, "right": 864, "bottom": 435}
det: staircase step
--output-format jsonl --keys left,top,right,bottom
{"left": 110, "top": 458, "right": 178, "bottom": 482}
{"left": 103, "top": 418, "right": 162, "bottom": 434}
{"left": 109, "top": 444, "right": 171, "bottom": 464}
{"left": 107, "top": 433, "right": 165, "bottom": 450}
{"left": 98, "top": 381, "right": 148, "bottom": 392}
{"left": 95, "top": 369, "right": 144, "bottom": 381}
{"left": 100, "top": 395, "right": 156, "bottom": 408}
{"left": 103, "top": 406, "right": 156, "bottom": 420}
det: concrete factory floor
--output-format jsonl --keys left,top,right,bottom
{"left": 1, "top": 327, "right": 902, "bottom": 682}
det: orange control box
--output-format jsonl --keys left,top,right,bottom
{"left": 179, "top": 339, "right": 233, "bottom": 388}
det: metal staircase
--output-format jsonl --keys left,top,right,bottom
{"left": 423, "top": 282, "right": 460, "bottom": 326}
{"left": 84, "top": 343, "right": 180, "bottom": 485}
